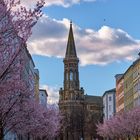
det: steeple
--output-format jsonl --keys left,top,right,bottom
{"left": 65, "top": 21, "right": 77, "bottom": 58}
{"left": 59, "top": 20, "right": 84, "bottom": 101}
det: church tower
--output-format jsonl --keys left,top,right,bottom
{"left": 64, "top": 21, "right": 79, "bottom": 92}
{"left": 59, "top": 22, "right": 84, "bottom": 101}
{"left": 58, "top": 22, "right": 103, "bottom": 140}
{"left": 59, "top": 22, "right": 85, "bottom": 140}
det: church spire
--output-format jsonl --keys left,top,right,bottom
{"left": 65, "top": 21, "right": 77, "bottom": 58}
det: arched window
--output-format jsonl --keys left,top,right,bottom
{"left": 74, "top": 71, "right": 77, "bottom": 80}
{"left": 66, "top": 72, "right": 69, "bottom": 80}
{"left": 70, "top": 71, "right": 73, "bottom": 81}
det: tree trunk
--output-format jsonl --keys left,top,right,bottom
{"left": 90, "top": 135, "right": 92, "bottom": 140}
{"left": 27, "top": 133, "right": 30, "bottom": 140}
{"left": 81, "top": 129, "right": 84, "bottom": 140}
{"left": 127, "top": 136, "right": 131, "bottom": 140}
{"left": 66, "top": 130, "right": 68, "bottom": 140}
{"left": 135, "top": 136, "right": 139, "bottom": 140}
{"left": 0, "top": 127, "right": 4, "bottom": 140}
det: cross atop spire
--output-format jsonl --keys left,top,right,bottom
{"left": 65, "top": 21, "right": 77, "bottom": 58}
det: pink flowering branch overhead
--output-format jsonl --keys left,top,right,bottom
{"left": 0, "top": 0, "right": 63, "bottom": 139}
{"left": 0, "top": 0, "right": 63, "bottom": 138}
{"left": 0, "top": 0, "right": 62, "bottom": 139}
{"left": 0, "top": 0, "right": 44, "bottom": 80}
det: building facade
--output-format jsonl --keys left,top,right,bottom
{"left": 39, "top": 89, "right": 48, "bottom": 106}
{"left": 124, "top": 65, "right": 134, "bottom": 111}
{"left": 34, "top": 69, "right": 40, "bottom": 102}
{"left": 59, "top": 22, "right": 103, "bottom": 140}
{"left": 133, "top": 57, "right": 140, "bottom": 107}
{"left": 4, "top": 46, "right": 40, "bottom": 140}
{"left": 115, "top": 74, "right": 124, "bottom": 113}
{"left": 102, "top": 88, "right": 116, "bottom": 120}
{"left": 115, "top": 54, "right": 140, "bottom": 112}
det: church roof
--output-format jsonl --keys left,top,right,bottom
{"left": 84, "top": 95, "right": 102, "bottom": 105}
{"left": 65, "top": 21, "right": 77, "bottom": 58}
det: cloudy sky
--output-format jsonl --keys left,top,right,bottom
{"left": 24, "top": 0, "right": 140, "bottom": 103}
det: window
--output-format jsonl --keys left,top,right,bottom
{"left": 70, "top": 71, "right": 73, "bottom": 81}
{"left": 66, "top": 73, "right": 69, "bottom": 80}
{"left": 90, "top": 106, "right": 94, "bottom": 110}
{"left": 74, "top": 72, "right": 77, "bottom": 80}
{"left": 134, "top": 83, "right": 138, "bottom": 93}
{"left": 109, "top": 96, "right": 112, "bottom": 101}
{"left": 109, "top": 105, "right": 111, "bottom": 111}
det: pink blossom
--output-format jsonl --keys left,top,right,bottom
{"left": 0, "top": 0, "right": 62, "bottom": 139}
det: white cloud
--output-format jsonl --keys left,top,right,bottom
{"left": 40, "top": 84, "right": 59, "bottom": 104}
{"left": 83, "top": 0, "right": 96, "bottom": 2}
{"left": 20, "top": 0, "right": 96, "bottom": 8}
{"left": 28, "top": 15, "right": 140, "bottom": 66}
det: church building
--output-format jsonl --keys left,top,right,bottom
{"left": 59, "top": 22, "right": 103, "bottom": 140}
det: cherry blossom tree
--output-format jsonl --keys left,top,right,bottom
{"left": 126, "top": 107, "right": 140, "bottom": 140}
{"left": 27, "top": 104, "right": 62, "bottom": 139}
{"left": 0, "top": 0, "right": 43, "bottom": 139}
{"left": 0, "top": 0, "right": 62, "bottom": 139}
{"left": 96, "top": 106, "right": 140, "bottom": 140}
{"left": 0, "top": 0, "right": 44, "bottom": 79}
{"left": 12, "top": 102, "right": 62, "bottom": 139}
